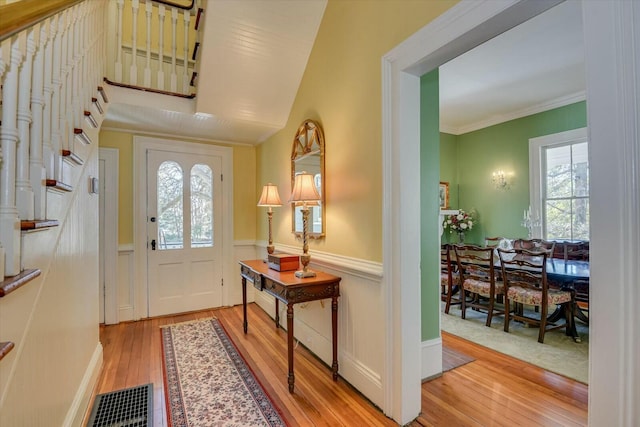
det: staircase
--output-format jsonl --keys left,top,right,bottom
{"left": 0, "top": 0, "right": 202, "bottom": 424}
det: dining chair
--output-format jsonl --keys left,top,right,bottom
{"left": 563, "top": 240, "right": 589, "bottom": 261}
{"left": 454, "top": 244, "right": 505, "bottom": 327}
{"left": 497, "top": 248, "right": 576, "bottom": 343}
{"left": 484, "top": 237, "right": 504, "bottom": 248}
{"left": 512, "top": 238, "right": 556, "bottom": 255}
{"left": 440, "top": 244, "right": 461, "bottom": 314}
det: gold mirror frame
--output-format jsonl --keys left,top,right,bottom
{"left": 291, "top": 119, "right": 325, "bottom": 238}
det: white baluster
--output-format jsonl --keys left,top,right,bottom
{"left": 52, "top": 10, "right": 67, "bottom": 181}
{"left": 30, "top": 22, "right": 48, "bottom": 220}
{"left": 157, "top": 4, "right": 165, "bottom": 90}
{"left": 0, "top": 35, "right": 24, "bottom": 276}
{"left": 130, "top": 0, "right": 139, "bottom": 85}
{"left": 170, "top": 7, "right": 178, "bottom": 92}
{"left": 43, "top": 15, "right": 57, "bottom": 181}
{"left": 71, "top": 6, "right": 81, "bottom": 136}
{"left": 115, "top": 0, "right": 124, "bottom": 82}
{"left": 144, "top": 0, "right": 152, "bottom": 87}
{"left": 182, "top": 9, "right": 190, "bottom": 94}
{"left": 63, "top": 9, "right": 74, "bottom": 154}
{"left": 16, "top": 28, "right": 36, "bottom": 220}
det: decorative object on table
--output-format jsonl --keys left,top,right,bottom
{"left": 257, "top": 183, "right": 282, "bottom": 254}
{"left": 439, "top": 181, "right": 450, "bottom": 209}
{"left": 267, "top": 253, "right": 299, "bottom": 272}
{"left": 161, "top": 318, "right": 286, "bottom": 426}
{"left": 521, "top": 205, "right": 540, "bottom": 238}
{"left": 289, "top": 172, "right": 321, "bottom": 278}
{"left": 491, "top": 169, "right": 511, "bottom": 190}
{"left": 443, "top": 209, "right": 477, "bottom": 243}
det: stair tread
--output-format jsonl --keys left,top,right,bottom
{"left": 0, "top": 269, "right": 41, "bottom": 297}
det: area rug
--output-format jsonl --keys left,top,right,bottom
{"left": 161, "top": 318, "right": 287, "bottom": 426}
{"left": 441, "top": 304, "right": 589, "bottom": 384}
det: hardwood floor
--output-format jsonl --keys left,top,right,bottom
{"left": 90, "top": 303, "right": 587, "bottom": 426}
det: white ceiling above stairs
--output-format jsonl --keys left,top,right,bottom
{"left": 102, "top": 0, "right": 327, "bottom": 145}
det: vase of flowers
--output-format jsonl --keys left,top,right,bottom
{"left": 443, "top": 209, "right": 476, "bottom": 243}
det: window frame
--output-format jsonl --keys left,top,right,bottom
{"left": 528, "top": 127, "right": 588, "bottom": 240}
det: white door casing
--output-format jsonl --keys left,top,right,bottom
{"left": 99, "top": 147, "right": 119, "bottom": 325}
{"left": 133, "top": 136, "right": 233, "bottom": 319}
{"left": 146, "top": 149, "right": 223, "bottom": 316}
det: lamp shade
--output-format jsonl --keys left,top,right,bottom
{"left": 257, "top": 183, "right": 282, "bottom": 207}
{"left": 289, "top": 172, "right": 320, "bottom": 205}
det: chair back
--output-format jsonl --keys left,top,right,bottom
{"left": 512, "top": 238, "right": 556, "bottom": 256}
{"left": 441, "top": 244, "right": 454, "bottom": 283}
{"left": 484, "top": 237, "right": 503, "bottom": 248}
{"left": 497, "top": 248, "right": 549, "bottom": 303}
{"left": 454, "top": 244, "right": 497, "bottom": 291}
{"left": 563, "top": 241, "right": 589, "bottom": 261}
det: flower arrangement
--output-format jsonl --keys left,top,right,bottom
{"left": 443, "top": 209, "right": 477, "bottom": 235}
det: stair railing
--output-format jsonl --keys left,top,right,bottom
{"left": 106, "top": 0, "right": 203, "bottom": 97}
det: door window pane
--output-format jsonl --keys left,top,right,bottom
{"left": 190, "top": 164, "right": 213, "bottom": 247}
{"left": 157, "top": 161, "right": 184, "bottom": 250}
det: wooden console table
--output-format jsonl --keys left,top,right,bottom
{"left": 239, "top": 259, "right": 341, "bottom": 393}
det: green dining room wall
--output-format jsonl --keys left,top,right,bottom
{"left": 438, "top": 101, "right": 587, "bottom": 245}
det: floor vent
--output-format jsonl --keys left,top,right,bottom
{"left": 87, "top": 383, "right": 152, "bottom": 427}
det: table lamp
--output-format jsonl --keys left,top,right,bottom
{"left": 289, "top": 172, "right": 321, "bottom": 278}
{"left": 257, "top": 183, "right": 282, "bottom": 254}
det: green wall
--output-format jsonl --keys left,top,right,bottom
{"left": 420, "top": 70, "right": 441, "bottom": 341}
{"left": 439, "top": 101, "right": 587, "bottom": 245}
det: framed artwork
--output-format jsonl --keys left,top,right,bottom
{"left": 439, "top": 182, "right": 449, "bottom": 209}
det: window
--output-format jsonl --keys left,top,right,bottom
{"left": 529, "top": 128, "right": 589, "bottom": 241}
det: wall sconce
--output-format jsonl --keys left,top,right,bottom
{"left": 289, "top": 172, "right": 321, "bottom": 278}
{"left": 257, "top": 183, "right": 282, "bottom": 254}
{"left": 492, "top": 170, "right": 510, "bottom": 190}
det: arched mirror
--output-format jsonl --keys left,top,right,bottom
{"left": 291, "top": 119, "right": 325, "bottom": 238}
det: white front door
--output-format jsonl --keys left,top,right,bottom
{"left": 146, "top": 149, "right": 223, "bottom": 316}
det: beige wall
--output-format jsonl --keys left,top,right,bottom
{"left": 257, "top": 0, "right": 458, "bottom": 262}
{"left": 99, "top": 129, "right": 257, "bottom": 244}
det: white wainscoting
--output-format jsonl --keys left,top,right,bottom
{"left": 252, "top": 242, "right": 386, "bottom": 408}
{"left": 117, "top": 244, "right": 135, "bottom": 322}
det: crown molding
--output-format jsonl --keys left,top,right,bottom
{"left": 442, "top": 91, "right": 586, "bottom": 135}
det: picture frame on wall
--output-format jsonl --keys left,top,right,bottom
{"left": 439, "top": 182, "right": 449, "bottom": 209}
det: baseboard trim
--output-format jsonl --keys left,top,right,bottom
{"left": 63, "top": 342, "right": 103, "bottom": 427}
{"left": 421, "top": 337, "right": 442, "bottom": 380}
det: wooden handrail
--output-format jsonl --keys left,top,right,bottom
{"left": 0, "top": 0, "right": 82, "bottom": 42}
{"left": 151, "top": 0, "right": 195, "bottom": 11}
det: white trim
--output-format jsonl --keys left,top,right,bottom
{"left": 100, "top": 126, "right": 254, "bottom": 148}
{"left": 582, "top": 1, "right": 640, "bottom": 425}
{"left": 62, "top": 343, "right": 103, "bottom": 427}
{"left": 443, "top": 91, "right": 586, "bottom": 135}
{"left": 382, "top": 0, "right": 569, "bottom": 423}
{"left": 99, "top": 147, "right": 119, "bottom": 325}
{"left": 133, "top": 136, "right": 234, "bottom": 319}
{"left": 421, "top": 338, "right": 443, "bottom": 380}
{"left": 118, "top": 243, "right": 134, "bottom": 252}
{"left": 273, "top": 243, "right": 383, "bottom": 280}
{"left": 528, "top": 127, "right": 587, "bottom": 239}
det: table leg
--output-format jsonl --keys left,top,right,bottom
{"left": 331, "top": 296, "right": 339, "bottom": 381}
{"left": 242, "top": 277, "right": 248, "bottom": 334}
{"left": 275, "top": 299, "right": 280, "bottom": 328}
{"left": 287, "top": 303, "right": 295, "bottom": 393}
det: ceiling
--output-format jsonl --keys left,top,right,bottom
{"left": 439, "top": 0, "right": 585, "bottom": 135}
{"left": 103, "top": 0, "right": 584, "bottom": 144}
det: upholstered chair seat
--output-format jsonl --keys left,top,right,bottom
{"left": 506, "top": 286, "right": 572, "bottom": 306}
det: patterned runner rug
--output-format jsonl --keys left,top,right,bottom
{"left": 161, "top": 318, "right": 287, "bottom": 426}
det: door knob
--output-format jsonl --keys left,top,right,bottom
{"left": 150, "top": 217, "right": 156, "bottom": 222}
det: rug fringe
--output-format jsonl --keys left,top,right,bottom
{"left": 159, "top": 317, "right": 217, "bottom": 328}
